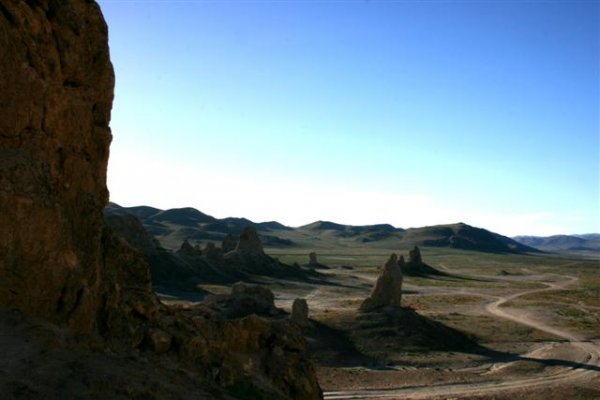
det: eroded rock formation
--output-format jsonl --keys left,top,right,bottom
{"left": 178, "top": 239, "right": 197, "bottom": 254}
{"left": 404, "top": 245, "right": 444, "bottom": 276}
{"left": 360, "top": 254, "right": 404, "bottom": 311}
{"left": 223, "top": 227, "right": 308, "bottom": 279}
{"left": 0, "top": 2, "right": 321, "bottom": 398}
{"left": 409, "top": 246, "right": 422, "bottom": 264}
{"left": 235, "top": 227, "right": 264, "bottom": 254}
{"left": 305, "top": 251, "right": 328, "bottom": 269}
{"left": 203, "top": 242, "right": 221, "bottom": 259}
{"left": 221, "top": 233, "right": 237, "bottom": 253}
{"left": 105, "top": 214, "right": 218, "bottom": 286}
{"left": 291, "top": 298, "right": 310, "bottom": 326}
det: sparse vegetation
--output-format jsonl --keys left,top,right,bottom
{"left": 259, "top": 245, "right": 599, "bottom": 398}
{"left": 105, "top": 205, "right": 600, "bottom": 398}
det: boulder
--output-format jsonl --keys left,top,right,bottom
{"left": 360, "top": 254, "right": 404, "bottom": 311}
{"left": 231, "top": 282, "right": 277, "bottom": 314}
{"left": 205, "top": 283, "right": 278, "bottom": 318}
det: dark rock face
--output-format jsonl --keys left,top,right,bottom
{"left": 360, "top": 254, "right": 404, "bottom": 311}
{"left": 105, "top": 213, "right": 161, "bottom": 255}
{"left": 180, "top": 312, "right": 321, "bottom": 398}
{"left": 99, "top": 232, "right": 161, "bottom": 348}
{"left": 0, "top": 0, "right": 114, "bottom": 332}
{"left": 0, "top": 3, "right": 322, "bottom": 399}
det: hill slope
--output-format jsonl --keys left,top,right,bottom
{"left": 105, "top": 204, "right": 538, "bottom": 254}
{"left": 401, "top": 223, "right": 537, "bottom": 253}
{"left": 106, "top": 203, "right": 294, "bottom": 249}
{"left": 513, "top": 234, "right": 600, "bottom": 253}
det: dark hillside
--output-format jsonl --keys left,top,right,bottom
{"left": 401, "top": 223, "right": 538, "bottom": 253}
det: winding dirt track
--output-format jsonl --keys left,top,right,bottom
{"left": 323, "top": 274, "right": 600, "bottom": 399}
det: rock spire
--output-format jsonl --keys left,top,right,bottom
{"left": 360, "top": 253, "right": 404, "bottom": 311}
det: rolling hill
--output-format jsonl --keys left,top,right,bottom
{"left": 105, "top": 203, "right": 293, "bottom": 249}
{"left": 513, "top": 234, "right": 600, "bottom": 253}
{"left": 105, "top": 203, "right": 539, "bottom": 254}
{"left": 401, "top": 223, "right": 536, "bottom": 253}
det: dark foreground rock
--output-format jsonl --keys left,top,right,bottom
{"left": 0, "top": 2, "right": 321, "bottom": 399}
{"left": 204, "top": 282, "right": 279, "bottom": 318}
{"left": 0, "top": 0, "right": 114, "bottom": 332}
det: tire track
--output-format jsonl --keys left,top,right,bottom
{"left": 324, "top": 274, "right": 600, "bottom": 399}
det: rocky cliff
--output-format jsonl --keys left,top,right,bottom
{"left": 0, "top": 2, "right": 321, "bottom": 398}
{"left": 0, "top": 0, "right": 114, "bottom": 333}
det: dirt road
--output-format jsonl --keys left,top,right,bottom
{"left": 324, "top": 274, "right": 600, "bottom": 399}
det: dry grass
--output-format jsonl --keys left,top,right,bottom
{"left": 514, "top": 275, "right": 600, "bottom": 308}
{"left": 195, "top": 284, "right": 230, "bottom": 295}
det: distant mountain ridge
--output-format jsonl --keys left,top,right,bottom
{"left": 105, "top": 203, "right": 294, "bottom": 248}
{"left": 106, "top": 203, "right": 538, "bottom": 254}
{"left": 513, "top": 234, "right": 600, "bottom": 253}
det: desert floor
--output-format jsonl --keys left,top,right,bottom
{"left": 190, "top": 247, "right": 600, "bottom": 399}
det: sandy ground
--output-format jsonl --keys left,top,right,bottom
{"left": 267, "top": 263, "right": 600, "bottom": 400}
{"left": 150, "top": 253, "right": 600, "bottom": 400}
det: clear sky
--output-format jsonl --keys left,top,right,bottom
{"left": 98, "top": 0, "right": 599, "bottom": 237}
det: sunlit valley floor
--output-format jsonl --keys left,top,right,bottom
{"left": 116, "top": 203, "right": 600, "bottom": 399}
{"left": 266, "top": 249, "right": 600, "bottom": 399}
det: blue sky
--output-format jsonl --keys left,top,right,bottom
{"left": 99, "top": 0, "right": 599, "bottom": 236}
